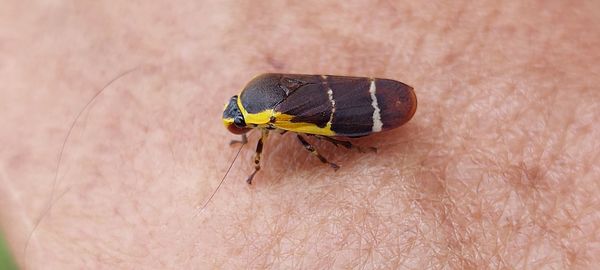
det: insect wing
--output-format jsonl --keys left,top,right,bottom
{"left": 273, "top": 75, "right": 415, "bottom": 137}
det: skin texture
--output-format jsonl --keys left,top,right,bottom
{"left": 1, "top": 0, "right": 599, "bottom": 269}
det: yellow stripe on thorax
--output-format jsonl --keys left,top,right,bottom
{"left": 236, "top": 96, "right": 273, "bottom": 125}
{"left": 237, "top": 96, "right": 336, "bottom": 136}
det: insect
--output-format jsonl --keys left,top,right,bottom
{"left": 223, "top": 73, "right": 417, "bottom": 184}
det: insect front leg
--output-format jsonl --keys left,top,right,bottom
{"left": 229, "top": 133, "right": 248, "bottom": 145}
{"left": 314, "top": 135, "right": 377, "bottom": 153}
{"left": 246, "top": 130, "right": 268, "bottom": 184}
{"left": 297, "top": 134, "right": 339, "bottom": 171}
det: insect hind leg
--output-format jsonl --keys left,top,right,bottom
{"left": 297, "top": 134, "right": 339, "bottom": 171}
{"left": 314, "top": 135, "right": 377, "bottom": 153}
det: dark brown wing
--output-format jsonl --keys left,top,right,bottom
{"left": 272, "top": 74, "right": 416, "bottom": 137}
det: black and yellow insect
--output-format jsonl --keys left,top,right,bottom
{"left": 223, "top": 73, "right": 417, "bottom": 184}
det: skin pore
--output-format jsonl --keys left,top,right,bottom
{"left": 1, "top": 1, "right": 599, "bottom": 269}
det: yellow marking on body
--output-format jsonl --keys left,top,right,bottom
{"left": 237, "top": 93, "right": 336, "bottom": 136}
{"left": 222, "top": 117, "right": 233, "bottom": 127}
{"left": 236, "top": 95, "right": 274, "bottom": 125}
{"left": 273, "top": 114, "right": 336, "bottom": 136}
{"left": 245, "top": 110, "right": 275, "bottom": 125}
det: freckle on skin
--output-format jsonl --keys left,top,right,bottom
{"left": 8, "top": 151, "right": 31, "bottom": 171}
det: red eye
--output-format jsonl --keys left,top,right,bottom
{"left": 227, "top": 124, "right": 251, "bottom": 134}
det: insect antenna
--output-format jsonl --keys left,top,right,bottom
{"left": 199, "top": 136, "right": 247, "bottom": 212}
{"left": 23, "top": 66, "right": 141, "bottom": 266}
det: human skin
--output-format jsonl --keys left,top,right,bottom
{"left": 1, "top": 0, "right": 599, "bottom": 269}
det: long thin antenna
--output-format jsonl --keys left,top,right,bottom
{"left": 199, "top": 141, "right": 246, "bottom": 211}
{"left": 24, "top": 66, "right": 140, "bottom": 266}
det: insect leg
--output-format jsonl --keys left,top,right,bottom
{"left": 229, "top": 133, "right": 248, "bottom": 145}
{"left": 314, "top": 135, "right": 377, "bottom": 153}
{"left": 246, "top": 130, "right": 268, "bottom": 184}
{"left": 297, "top": 134, "right": 339, "bottom": 171}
